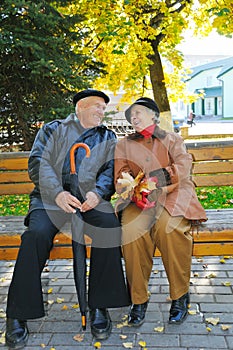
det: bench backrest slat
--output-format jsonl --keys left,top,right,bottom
{"left": 0, "top": 183, "right": 34, "bottom": 195}
{"left": 192, "top": 173, "right": 233, "bottom": 187}
{"left": 0, "top": 171, "right": 30, "bottom": 183}
{"left": 187, "top": 145, "right": 233, "bottom": 161}
{"left": 192, "top": 160, "right": 233, "bottom": 174}
{"left": 0, "top": 156, "right": 29, "bottom": 171}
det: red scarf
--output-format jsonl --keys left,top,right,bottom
{"left": 140, "top": 124, "right": 156, "bottom": 138}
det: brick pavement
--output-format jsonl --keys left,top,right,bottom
{"left": 0, "top": 256, "right": 232, "bottom": 350}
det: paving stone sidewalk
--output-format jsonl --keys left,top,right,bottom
{"left": 0, "top": 256, "right": 232, "bottom": 350}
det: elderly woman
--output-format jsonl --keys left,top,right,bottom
{"left": 114, "top": 97, "right": 207, "bottom": 326}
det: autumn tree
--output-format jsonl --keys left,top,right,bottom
{"left": 0, "top": 0, "right": 106, "bottom": 150}
{"left": 68, "top": 0, "right": 232, "bottom": 130}
{"left": 68, "top": 0, "right": 196, "bottom": 130}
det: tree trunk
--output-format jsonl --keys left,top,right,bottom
{"left": 149, "top": 49, "right": 173, "bottom": 131}
{"left": 17, "top": 114, "right": 33, "bottom": 151}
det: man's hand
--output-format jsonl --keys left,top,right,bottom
{"left": 80, "top": 191, "right": 100, "bottom": 212}
{"left": 55, "top": 191, "right": 82, "bottom": 213}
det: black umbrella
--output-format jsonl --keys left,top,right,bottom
{"left": 69, "top": 143, "right": 91, "bottom": 331}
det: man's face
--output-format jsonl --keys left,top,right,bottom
{"left": 77, "top": 96, "right": 107, "bottom": 128}
{"left": 130, "top": 105, "right": 154, "bottom": 132}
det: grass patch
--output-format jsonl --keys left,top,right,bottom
{"left": 0, "top": 186, "right": 232, "bottom": 216}
{"left": 195, "top": 186, "right": 233, "bottom": 209}
{"left": 0, "top": 195, "right": 30, "bottom": 216}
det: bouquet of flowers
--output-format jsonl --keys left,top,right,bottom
{"left": 116, "top": 171, "right": 158, "bottom": 209}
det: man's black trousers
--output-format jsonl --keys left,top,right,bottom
{"left": 6, "top": 205, "right": 129, "bottom": 320}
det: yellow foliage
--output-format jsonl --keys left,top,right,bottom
{"left": 64, "top": 0, "right": 232, "bottom": 106}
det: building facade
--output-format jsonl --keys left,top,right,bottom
{"left": 186, "top": 57, "right": 233, "bottom": 118}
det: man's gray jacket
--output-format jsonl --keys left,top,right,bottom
{"left": 26, "top": 114, "right": 117, "bottom": 222}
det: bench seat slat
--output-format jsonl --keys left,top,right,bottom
{"left": 192, "top": 242, "right": 233, "bottom": 256}
{"left": 1, "top": 242, "right": 232, "bottom": 260}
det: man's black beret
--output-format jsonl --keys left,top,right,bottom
{"left": 73, "top": 89, "right": 110, "bottom": 106}
{"left": 125, "top": 97, "right": 160, "bottom": 123}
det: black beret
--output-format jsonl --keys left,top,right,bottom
{"left": 73, "top": 89, "right": 110, "bottom": 106}
{"left": 125, "top": 97, "right": 160, "bottom": 123}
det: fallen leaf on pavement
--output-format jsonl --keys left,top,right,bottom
{"left": 221, "top": 281, "right": 231, "bottom": 286}
{"left": 206, "top": 317, "right": 219, "bottom": 325}
{"left": 0, "top": 332, "right": 5, "bottom": 344}
{"left": 56, "top": 297, "right": 64, "bottom": 304}
{"left": 0, "top": 310, "right": 6, "bottom": 318}
{"left": 154, "top": 326, "right": 164, "bottom": 333}
{"left": 188, "top": 309, "right": 197, "bottom": 315}
{"left": 116, "top": 320, "right": 128, "bottom": 328}
{"left": 120, "top": 334, "right": 128, "bottom": 339}
{"left": 206, "top": 273, "right": 217, "bottom": 279}
{"left": 221, "top": 325, "right": 231, "bottom": 331}
{"left": 138, "top": 340, "right": 147, "bottom": 347}
{"left": 73, "top": 333, "right": 84, "bottom": 342}
{"left": 123, "top": 342, "right": 133, "bottom": 349}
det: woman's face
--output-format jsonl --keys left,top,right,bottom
{"left": 130, "top": 105, "right": 154, "bottom": 132}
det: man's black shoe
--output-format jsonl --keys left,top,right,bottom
{"left": 90, "top": 308, "right": 112, "bottom": 340}
{"left": 5, "top": 318, "right": 29, "bottom": 349}
{"left": 169, "top": 292, "right": 190, "bottom": 324}
{"left": 128, "top": 301, "right": 148, "bottom": 327}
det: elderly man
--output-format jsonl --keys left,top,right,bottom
{"left": 5, "top": 89, "right": 129, "bottom": 349}
{"left": 114, "top": 97, "right": 207, "bottom": 327}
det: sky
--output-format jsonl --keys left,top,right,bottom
{"left": 178, "top": 31, "right": 233, "bottom": 56}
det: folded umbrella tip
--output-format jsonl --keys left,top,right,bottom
{"left": 82, "top": 314, "right": 86, "bottom": 331}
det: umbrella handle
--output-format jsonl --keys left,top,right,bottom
{"left": 70, "top": 143, "right": 91, "bottom": 174}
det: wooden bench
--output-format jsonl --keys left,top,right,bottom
{"left": 0, "top": 141, "right": 233, "bottom": 260}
